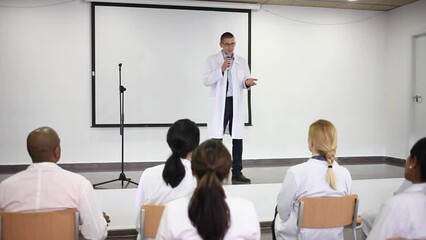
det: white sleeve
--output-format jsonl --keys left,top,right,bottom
{"left": 202, "top": 55, "right": 223, "bottom": 87}
{"left": 366, "top": 200, "right": 399, "bottom": 240}
{"left": 135, "top": 173, "right": 146, "bottom": 212}
{"left": 241, "top": 58, "right": 251, "bottom": 89}
{"left": 277, "top": 170, "right": 298, "bottom": 222}
{"left": 360, "top": 208, "right": 379, "bottom": 236}
{"left": 345, "top": 169, "right": 353, "bottom": 194}
{"left": 244, "top": 201, "right": 261, "bottom": 240}
{"left": 78, "top": 179, "right": 108, "bottom": 240}
{"left": 134, "top": 173, "right": 146, "bottom": 235}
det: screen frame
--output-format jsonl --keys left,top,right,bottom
{"left": 91, "top": 2, "right": 252, "bottom": 127}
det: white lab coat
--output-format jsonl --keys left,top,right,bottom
{"left": 367, "top": 183, "right": 426, "bottom": 240}
{"left": 202, "top": 52, "right": 251, "bottom": 139}
{"left": 360, "top": 179, "right": 413, "bottom": 236}
{"left": 134, "top": 159, "right": 196, "bottom": 211}
{"left": 156, "top": 195, "right": 260, "bottom": 240}
{"left": 134, "top": 159, "right": 197, "bottom": 240}
{"left": 275, "top": 158, "right": 352, "bottom": 240}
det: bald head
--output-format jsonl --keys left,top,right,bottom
{"left": 27, "top": 127, "right": 61, "bottom": 163}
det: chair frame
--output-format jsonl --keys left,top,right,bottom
{"left": 140, "top": 204, "right": 165, "bottom": 240}
{"left": 0, "top": 208, "right": 79, "bottom": 240}
{"left": 296, "top": 194, "right": 359, "bottom": 240}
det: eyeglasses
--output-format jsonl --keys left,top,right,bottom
{"left": 221, "top": 42, "right": 236, "bottom": 47}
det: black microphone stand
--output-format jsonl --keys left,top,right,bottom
{"left": 93, "top": 63, "right": 138, "bottom": 189}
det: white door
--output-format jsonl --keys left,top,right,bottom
{"left": 413, "top": 34, "right": 426, "bottom": 142}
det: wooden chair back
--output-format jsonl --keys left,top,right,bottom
{"left": 140, "top": 204, "right": 165, "bottom": 239}
{"left": 0, "top": 208, "right": 79, "bottom": 240}
{"left": 297, "top": 194, "right": 359, "bottom": 240}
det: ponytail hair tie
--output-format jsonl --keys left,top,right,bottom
{"left": 328, "top": 165, "right": 333, "bottom": 168}
{"left": 207, "top": 167, "right": 215, "bottom": 173}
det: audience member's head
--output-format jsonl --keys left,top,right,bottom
{"left": 406, "top": 137, "right": 426, "bottom": 183}
{"left": 308, "top": 119, "right": 338, "bottom": 189}
{"left": 26, "top": 127, "right": 61, "bottom": 163}
{"left": 188, "top": 139, "right": 232, "bottom": 240}
{"left": 162, "top": 118, "right": 200, "bottom": 188}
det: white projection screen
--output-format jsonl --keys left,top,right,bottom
{"left": 92, "top": 2, "right": 252, "bottom": 127}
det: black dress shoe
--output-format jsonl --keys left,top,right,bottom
{"left": 232, "top": 173, "right": 251, "bottom": 184}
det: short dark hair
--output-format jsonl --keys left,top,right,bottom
{"left": 220, "top": 32, "right": 234, "bottom": 43}
{"left": 410, "top": 137, "right": 426, "bottom": 182}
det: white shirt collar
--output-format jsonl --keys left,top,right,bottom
{"left": 27, "top": 162, "right": 59, "bottom": 169}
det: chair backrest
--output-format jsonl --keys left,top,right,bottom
{"left": 0, "top": 208, "right": 79, "bottom": 240}
{"left": 297, "top": 194, "right": 359, "bottom": 240}
{"left": 140, "top": 204, "right": 165, "bottom": 239}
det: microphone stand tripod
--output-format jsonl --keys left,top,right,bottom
{"left": 93, "top": 63, "right": 138, "bottom": 189}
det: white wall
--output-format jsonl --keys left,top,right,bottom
{"left": 248, "top": 5, "right": 387, "bottom": 158}
{"left": 0, "top": 0, "right": 424, "bottom": 165}
{"left": 383, "top": 0, "right": 426, "bottom": 158}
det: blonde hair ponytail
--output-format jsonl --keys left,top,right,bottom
{"left": 325, "top": 150, "right": 337, "bottom": 190}
{"left": 309, "top": 119, "right": 338, "bottom": 190}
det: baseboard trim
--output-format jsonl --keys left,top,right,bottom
{"left": 260, "top": 221, "right": 273, "bottom": 230}
{"left": 0, "top": 156, "right": 405, "bottom": 174}
{"left": 385, "top": 156, "right": 405, "bottom": 167}
{"left": 107, "top": 228, "right": 137, "bottom": 237}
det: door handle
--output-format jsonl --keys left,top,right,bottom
{"left": 414, "top": 95, "right": 423, "bottom": 103}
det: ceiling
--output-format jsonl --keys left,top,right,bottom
{"left": 197, "top": 0, "right": 419, "bottom": 11}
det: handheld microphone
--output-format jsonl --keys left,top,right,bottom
{"left": 225, "top": 54, "right": 232, "bottom": 70}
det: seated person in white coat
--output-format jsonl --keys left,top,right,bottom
{"left": 359, "top": 179, "right": 412, "bottom": 236}
{"left": 135, "top": 119, "right": 199, "bottom": 240}
{"left": 156, "top": 139, "right": 260, "bottom": 240}
{"left": 367, "top": 137, "right": 426, "bottom": 240}
{"left": 0, "top": 127, "right": 108, "bottom": 240}
{"left": 274, "top": 119, "right": 352, "bottom": 240}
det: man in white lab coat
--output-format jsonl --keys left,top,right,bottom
{"left": 202, "top": 32, "right": 257, "bottom": 184}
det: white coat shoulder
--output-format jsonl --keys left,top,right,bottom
{"left": 157, "top": 196, "right": 260, "bottom": 240}
{"left": 367, "top": 183, "right": 426, "bottom": 240}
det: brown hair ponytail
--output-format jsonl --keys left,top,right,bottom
{"left": 188, "top": 140, "right": 232, "bottom": 240}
